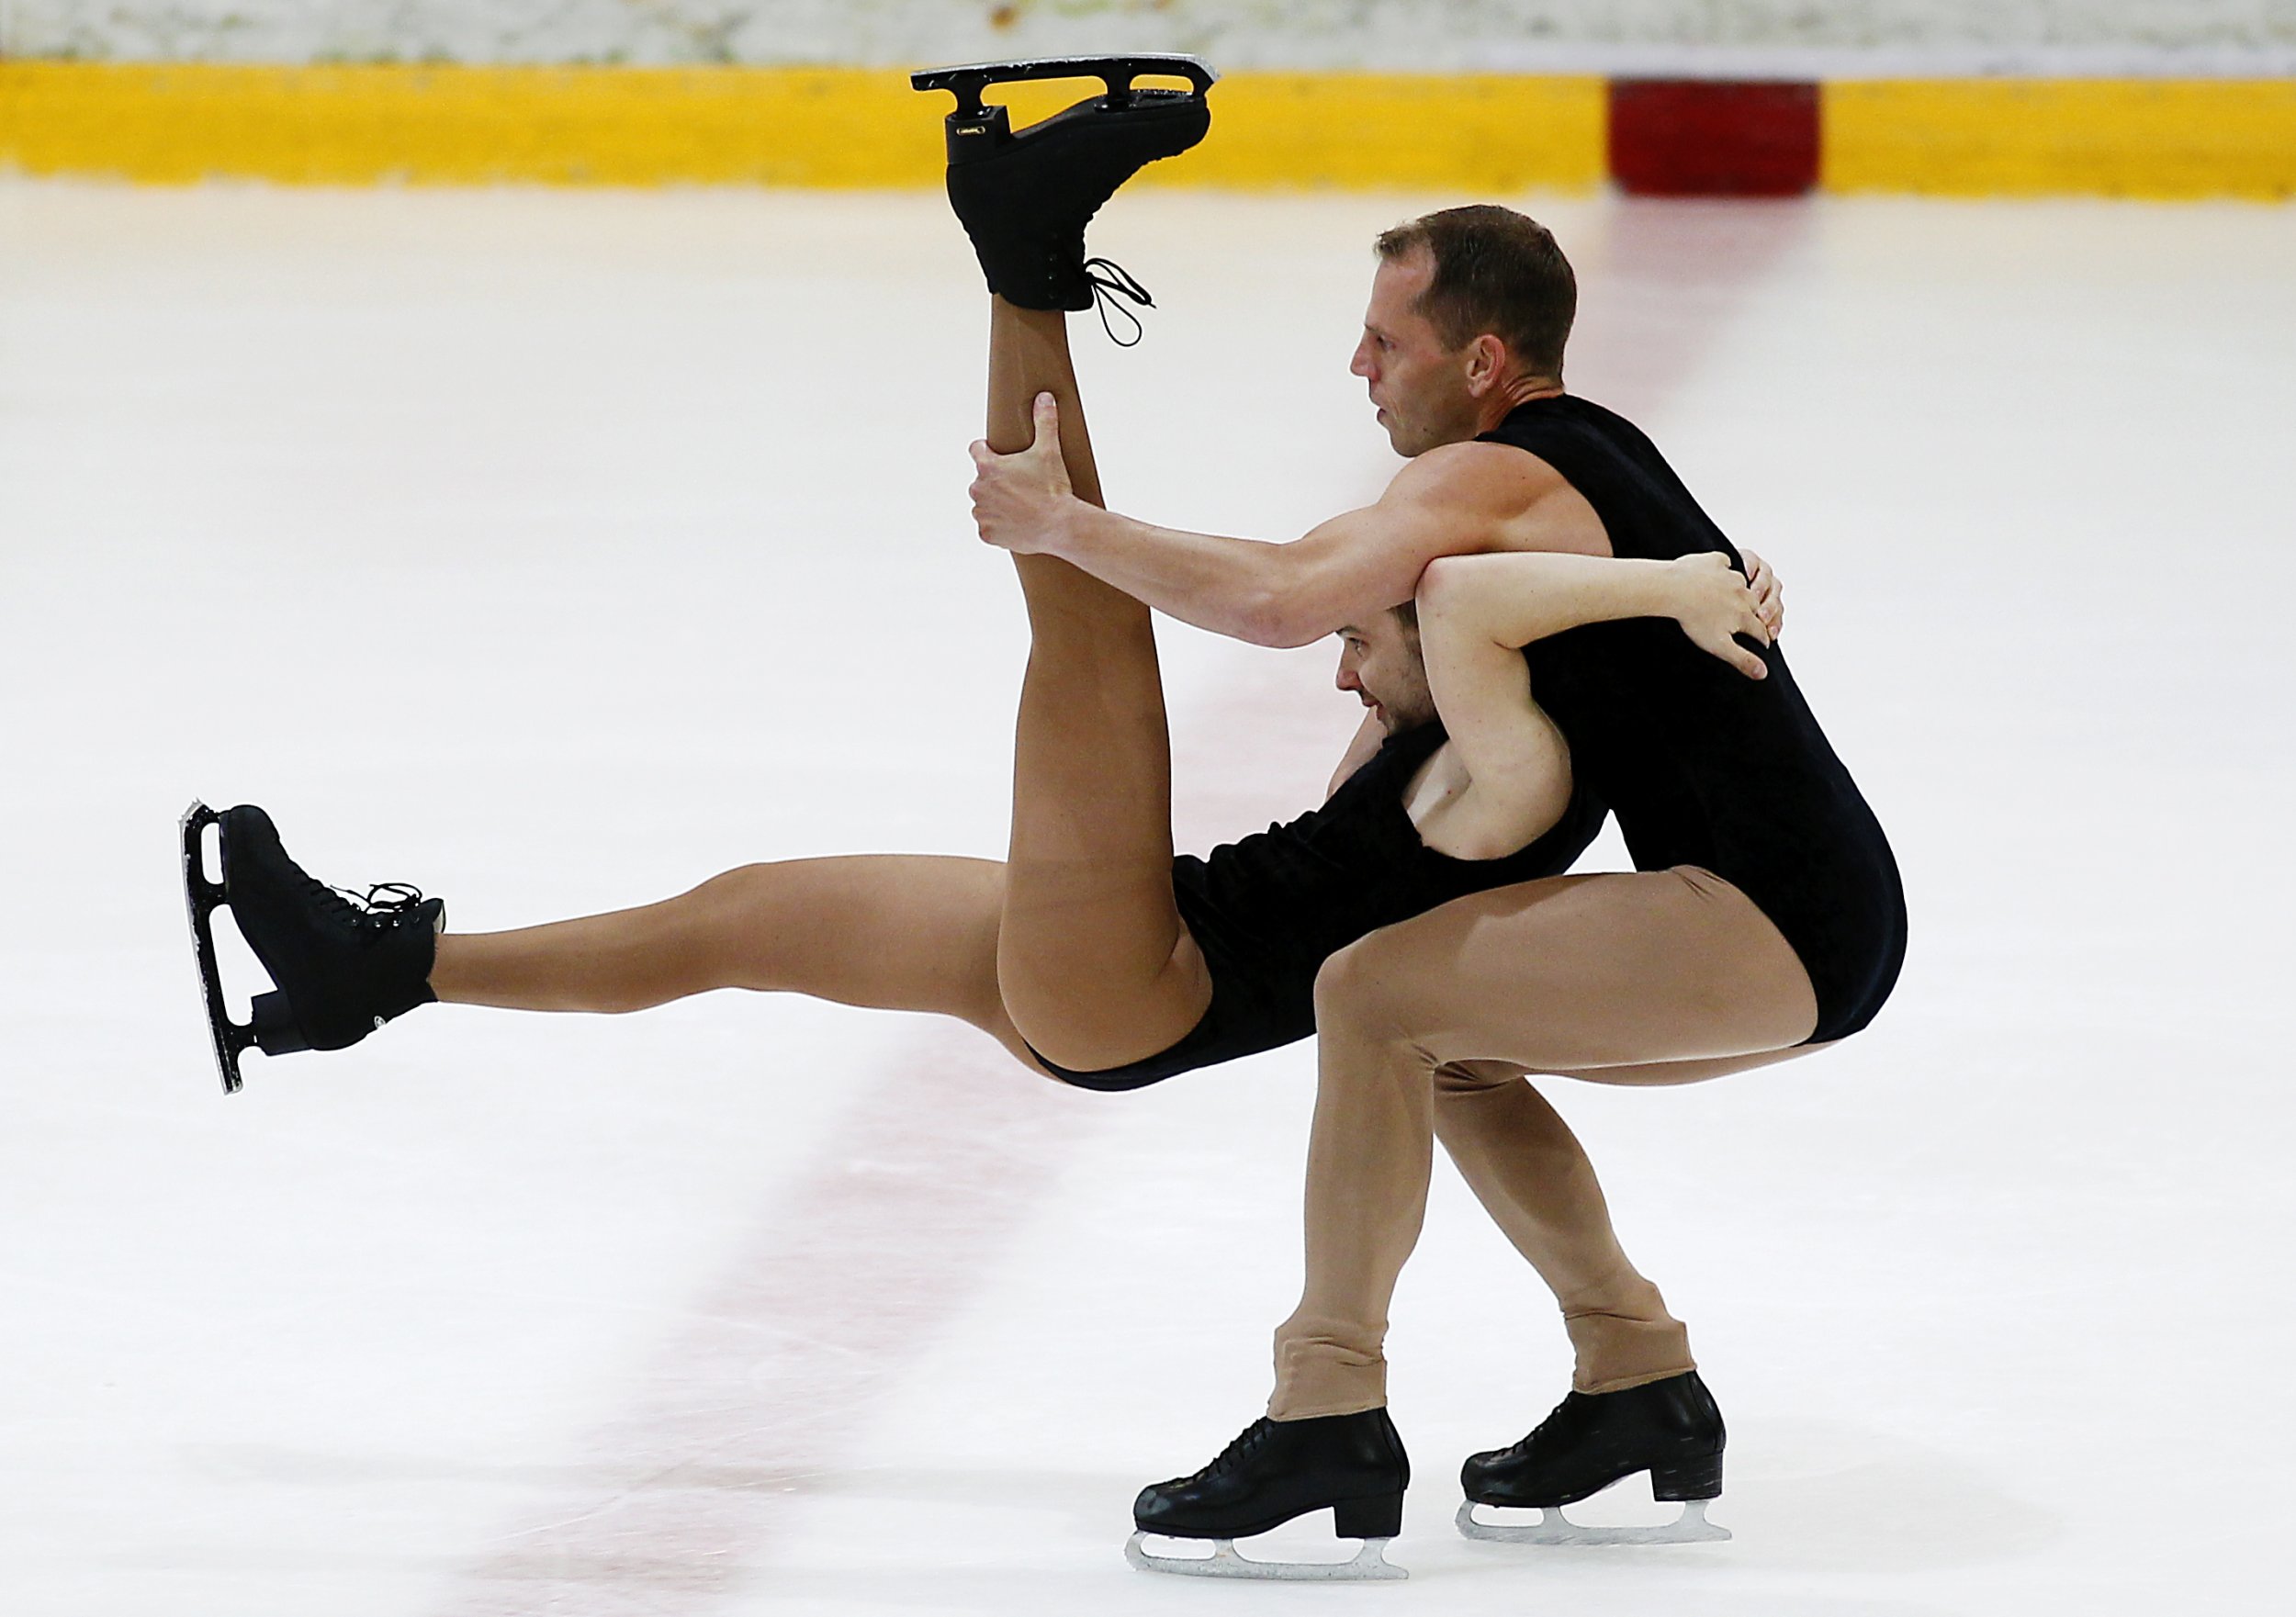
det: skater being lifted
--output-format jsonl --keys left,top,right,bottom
{"left": 182, "top": 56, "right": 1774, "bottom": 1103}
{"left": 179, "top": 54, "right": 1802, "bottom": 1581}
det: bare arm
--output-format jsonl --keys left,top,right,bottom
{"left": 1041, "top": 504, "right": 1427, "bottom": 648}
{"left": 967, "top": 396, "right": 1600, "bottom": 647}
{"left": 1416, "top": 550, "right": 1773, "bottom": 819}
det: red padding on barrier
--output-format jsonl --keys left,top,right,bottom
{"left": 1609, "top": 79, "right": 1820, "bottom": 197}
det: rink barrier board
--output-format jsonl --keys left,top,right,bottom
{"left": 1611, "top": 79, "right": 1821, "bottom": 197}
{"left": 1, "top": 62, "right": 2291, "bottom": 198}
{"left": 0, "top": 63, "right": 1605, "bottom": 190}
{"left": 1823, "top": 77, "right": 2296, "bottom": 197}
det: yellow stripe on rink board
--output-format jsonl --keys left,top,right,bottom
{"left": 0, "top": 63, "right": 939, "bottom": 186}
{"left": 0, "top": 62, "right": 1605, "bottom": 190}
{"left": 1825, "top": 78, "right": 2296, "bottom": 200}
{"left": 1197, "top": 73, "right": 1606, "bottom": 191}
{"left": 6, "top": 62, "right": 2288, "bottom": 197}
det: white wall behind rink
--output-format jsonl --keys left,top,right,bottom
{"left": 7, "top": 0, "right": 2295, "bottom": 74}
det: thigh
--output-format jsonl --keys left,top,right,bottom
{"left": 1323, "top": 867, "right": 1818, "bottom": 1074}
{"left": 1557, "top": 1041, "right": 1838, "bottom": 1088}
{"left": 702, "top": 854, "right": 1052, "bottom": 1073}
{"left": 996, "top": 865, "right": 1213, "bottom": 1075}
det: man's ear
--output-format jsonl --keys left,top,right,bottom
{"left": 1464, "top": 333, "right": 1511, "bottom": 396}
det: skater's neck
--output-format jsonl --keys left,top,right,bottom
{"left": 1469, "top": 374, "right": 1563, "bottom": 438}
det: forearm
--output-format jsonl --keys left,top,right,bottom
{"left": 1417, "top": 606, "right": 1575, "bottom": 856}
{"left": 1416, "top": 551, "right": 1680, "bottom": 651}
{"left": 1044, "top": 501, "right": 1325, "bottom": 646}
{"left": 979, "top": 438, "right": 1531, "bottom": 646}
{"left": 1416, "top": 552, "right": 1671, "bottom": 786}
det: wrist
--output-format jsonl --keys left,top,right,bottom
{"left": 1654, "top": 556, "right": 1694, "bottom": 617}
{"left": 1049, "top": 496, "right": 1106, "bottom": 560}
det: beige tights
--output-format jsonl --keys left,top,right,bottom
{"left": 1270, "top": 865, "right": 1824, "bottom": 1420}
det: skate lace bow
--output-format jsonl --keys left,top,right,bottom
{"left": 1084, "top": 257, "right": 1154, "bottom": 347}
{"left": 329, "top": 881, "right": 431, "bottom": 928}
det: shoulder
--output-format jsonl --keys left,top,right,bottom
{"left": 1383, "top": 440, "right": 1567, "bottom": 516}
{"left": 1397, "top": 439, "right": 1607, "bottom": 560}
{"left": 1382, "top": 441, "right": 1607, "bottom": 561}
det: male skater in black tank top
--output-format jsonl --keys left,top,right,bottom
{"left": 970, "top": 202, "right": 1905, "bottom": 1574}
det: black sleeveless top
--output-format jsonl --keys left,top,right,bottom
{"left": 1165, "top": 717, "right": 1606, "bottom": 1050}
{"left": 1483, "top": 395, "right": 1906, "bottom": 1042}
{"left": 1039, "top": 716, "right": 1606, "bottom": 1089}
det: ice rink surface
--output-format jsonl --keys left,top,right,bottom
{"left": 3, "top": 178, "right": 2292, "bottom": 1615}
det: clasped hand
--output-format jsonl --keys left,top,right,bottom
{"left": 968, "top": 392, "right": 1074, "bottom": 556}
{"left": 1672, "top": 551, "right": 1784, "bottom": 679}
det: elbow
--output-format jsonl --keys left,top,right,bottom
{"left": 1236, "top": 589, "right": 1327, "bottom": 649}
{"left": 1413, "top": 554, "right": 1475, "bottom": 623}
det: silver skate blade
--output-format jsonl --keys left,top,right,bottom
{"left": 180, "top": 800, "right": 250, "bottom": 1095}
{"left": 1457, "top": 1497, "right": 1729, "bottom": 1546}
{"left": 1127, "top": 1531, "right": 1406, "bottom": 1581}
{"left": 911, "top": 55, "right": 1217, "bottom": 108}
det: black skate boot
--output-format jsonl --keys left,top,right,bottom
{"left": 180, "top": 801, "right": 442, "bottom": 1093}
{"left": 911, "top": 55, "right": 1216, "bottom": 332}
{"left": 1457, "top": 1370, "right": 1731, "bottom": 1545}
{"left": 1126, "top": 1409, "right": 1409, "bottom": 1580}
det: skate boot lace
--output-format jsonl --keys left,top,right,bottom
{"left": 1514, "top": 1392, "right": 1590, "bottom": 1456}
{"left": 321, "top": 880, "right": 433, "bottom": 933}
{"left": 1084, "top": 257, "right": 1154, "bottom": 347}
{"left": 1187, "top": 1419, "right": 1274, "bottom": 1483}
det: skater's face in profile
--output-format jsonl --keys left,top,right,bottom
{"left": 1335, "top": 607, "right": 1435, "bottom": 736}
{"left": 1353, "top": 248, "right": 1486, "bottom": 456}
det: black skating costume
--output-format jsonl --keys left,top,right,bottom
{"left": 1032, "top": 719, "right": 1603, "bottom": 1088}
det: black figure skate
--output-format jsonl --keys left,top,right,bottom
{"left": 1457, "top": 1370, "right": 1731, "bottom": 1546}
{"left": 180, "top": 801, "right": 442, "bottom": 1093}
{"left": 1127, "top": 1409, "right": 1409, "bottom": 1580}
{"left": 911, "top": 54, "right": 1215, "bottom": 337}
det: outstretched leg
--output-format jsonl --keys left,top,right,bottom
{"left": 184, "top": 812, "right": 1049, "bottom": 1084}
{"left": 429, "top": 854, "right": 1044, "bottom": 1068}
{"left": 984, "top": 300, "right": 1211, "bottom": 1073}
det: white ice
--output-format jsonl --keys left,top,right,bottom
{"left": 2, "top": 179, "right": 2291, "bottom": 1616}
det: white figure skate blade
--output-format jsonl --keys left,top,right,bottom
{"left": 1127, "top": 1531, "right": 1407, "bottom": 1580}
{"left": 1456, "top": 1496, "right": 1730, "bottom": 1545}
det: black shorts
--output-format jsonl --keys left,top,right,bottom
{"left": 1019, "top": 747, "right": 1604, "bottom": 1091}
{"left": 1023, "top": 866, "right": 1319, "bottom": 1092}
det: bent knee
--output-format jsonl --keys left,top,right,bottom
{"left": 1311, "top": 935, "right": 1412, "bottom": 1042}
{"left": 1311, "top": 938, "right": 1370, "bottom": 1017}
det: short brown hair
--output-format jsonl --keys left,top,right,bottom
{"left": 1375, "top": 206, "right": 1576, "bottom": 378}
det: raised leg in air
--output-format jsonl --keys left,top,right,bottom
{"left": 917, "top": 58, "right": 1219, "bottom": 1076}
{"left": 984, "top": 300, "right": 1210, "bottom": 1073}
{"left": 185, "top": 63, "right": 1219, "bottom": 1095}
